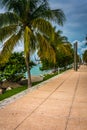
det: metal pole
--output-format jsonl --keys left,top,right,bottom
{"left": 74, "top": 42, "right": 78, "bottom": 71}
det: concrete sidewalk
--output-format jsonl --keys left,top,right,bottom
{"left": 0, "top": 65, "right": 87, "bottom": 130}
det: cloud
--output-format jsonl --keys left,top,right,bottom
{"left": 72, "top": 40, "right": 87, "bottom": 55}
{"left": 49, "top": 0, "right": 87, "bottom": 42}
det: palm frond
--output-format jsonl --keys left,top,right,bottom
{"left": 7, "top": 0, "right": 28, "bottom": 18}
{"left": 31, "top": 0, "right": 49, "bottom": 18}
{"left": 0, "top": 12, "right": 19, "bottom": 27}
{"left": 43, "top": 9, "right": 66, "bottom": 26}
{"left": 57, "top": 44, "right": 70, "bottom": 57}
{"left": 51, "top": 9, "right": 66, "bottom": 25}
{"left": 32, "top": 18, "right": 53, "bottom": 37}
{"left": 29, "top": 0, "right": 41, "bottom": 12}
{"left": 0, "top": 24, "right": 18, "bottom": 41}
{"left": 51, "top": 29, "right": 67, "bottom": 46}
{"left": 0, "top": 29, "right": 22, "bottom": 64}
{"left": 37, "top": 33, "right": 56, "bottom": 63}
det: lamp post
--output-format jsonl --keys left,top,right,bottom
{"left": 74, "top": 42, "right": 78, "bottom": 71}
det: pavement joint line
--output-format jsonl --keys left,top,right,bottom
{"left": 14, "top": 72, "right": 72, "bottom": 130}
{"left": 64, "top": 72, "right": 80, "bottom": 130}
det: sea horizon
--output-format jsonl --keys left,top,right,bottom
{"left": 30, "top": 64, "right": 51, "bottom": 76}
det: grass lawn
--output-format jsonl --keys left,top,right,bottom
{"left": 0, "top": 86, "right": 27, "bottom": 101}
{"left": 0, "top": 70, "right": 65, "bottom": 101}
{"left": 0, "top": 81, "right": 42, "bottom": 101}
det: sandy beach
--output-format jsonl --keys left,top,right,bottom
{"left": 31, "top": 75, "right": 43, "bottom": 82}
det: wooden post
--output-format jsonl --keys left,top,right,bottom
{"left": 74, "top": 42, "right": 78, "bottom": 71}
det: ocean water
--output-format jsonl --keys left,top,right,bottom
{"left": 30, "top": 64, "right": 51, "bottom": 76}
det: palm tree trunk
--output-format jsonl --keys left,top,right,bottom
{"left": 25, "top": 55, "right": 32, "bottom": 88}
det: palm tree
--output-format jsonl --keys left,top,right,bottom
{"left": 38, "top": 29, "right": 67, "bottom": 62}
{"left": 0, "top": 0, "right": 65, "bottom": 87}
{"left": 39, "top": 29, "right": 73, "bottom": 69}
{"left": 51, "top": 30, "right": 74, "bottom": 68}
{"left": 83, "top": 50, "right": 87, "bottom": 64}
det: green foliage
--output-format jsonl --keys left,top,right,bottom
{"left": 41, "top": 44, "right": 74, "bottom": 70}
{"left": 43, "top": 72, "right": 58, "bottom": 81}
{"left": 56, "top": 44, "right": 74, "bottom": 67}
{"left": 0, "top": 52, "right": 35, "bottom": 82}
{"left": 0, "top": 0, "right": 66, "bottom": 63}
{"left": 83, "top": 50, "right": 87, "bottom": 63}
{"left": 40, "top": 29, "right": 74, "bottom": 70}
{"left": 40, "top": 59, "right": 54, "bottom": 70}
{"left": 0, "top": 0, "right": 66, "bottom": 87}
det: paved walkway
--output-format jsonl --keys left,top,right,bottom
{"left": 0, "top": 65, "right": 87, "bottom": 130}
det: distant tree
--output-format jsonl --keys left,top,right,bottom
{"left": 40, "top": 43, "right": 74, "bottom": 70}
{"left": 57, "top": 43, "right": 74, "bottom": 68}
{"left": 83, "top": 50, "right": 87, "bottom": 64}
{"left": 0, "top": 52, "right": 35, "bottom": 82}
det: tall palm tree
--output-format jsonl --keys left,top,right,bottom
{"left": 0, "top": 0, "right": 65, "bottom": 87}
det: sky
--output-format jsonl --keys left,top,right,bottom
{"left": 0, "top": 0, "right": 87, "bottom": 55}
{"left": 49, "top": 0, "right": 87, "bottom": 42}
{"left": 49, "top": 0, "right": 87, "bottom": 55}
